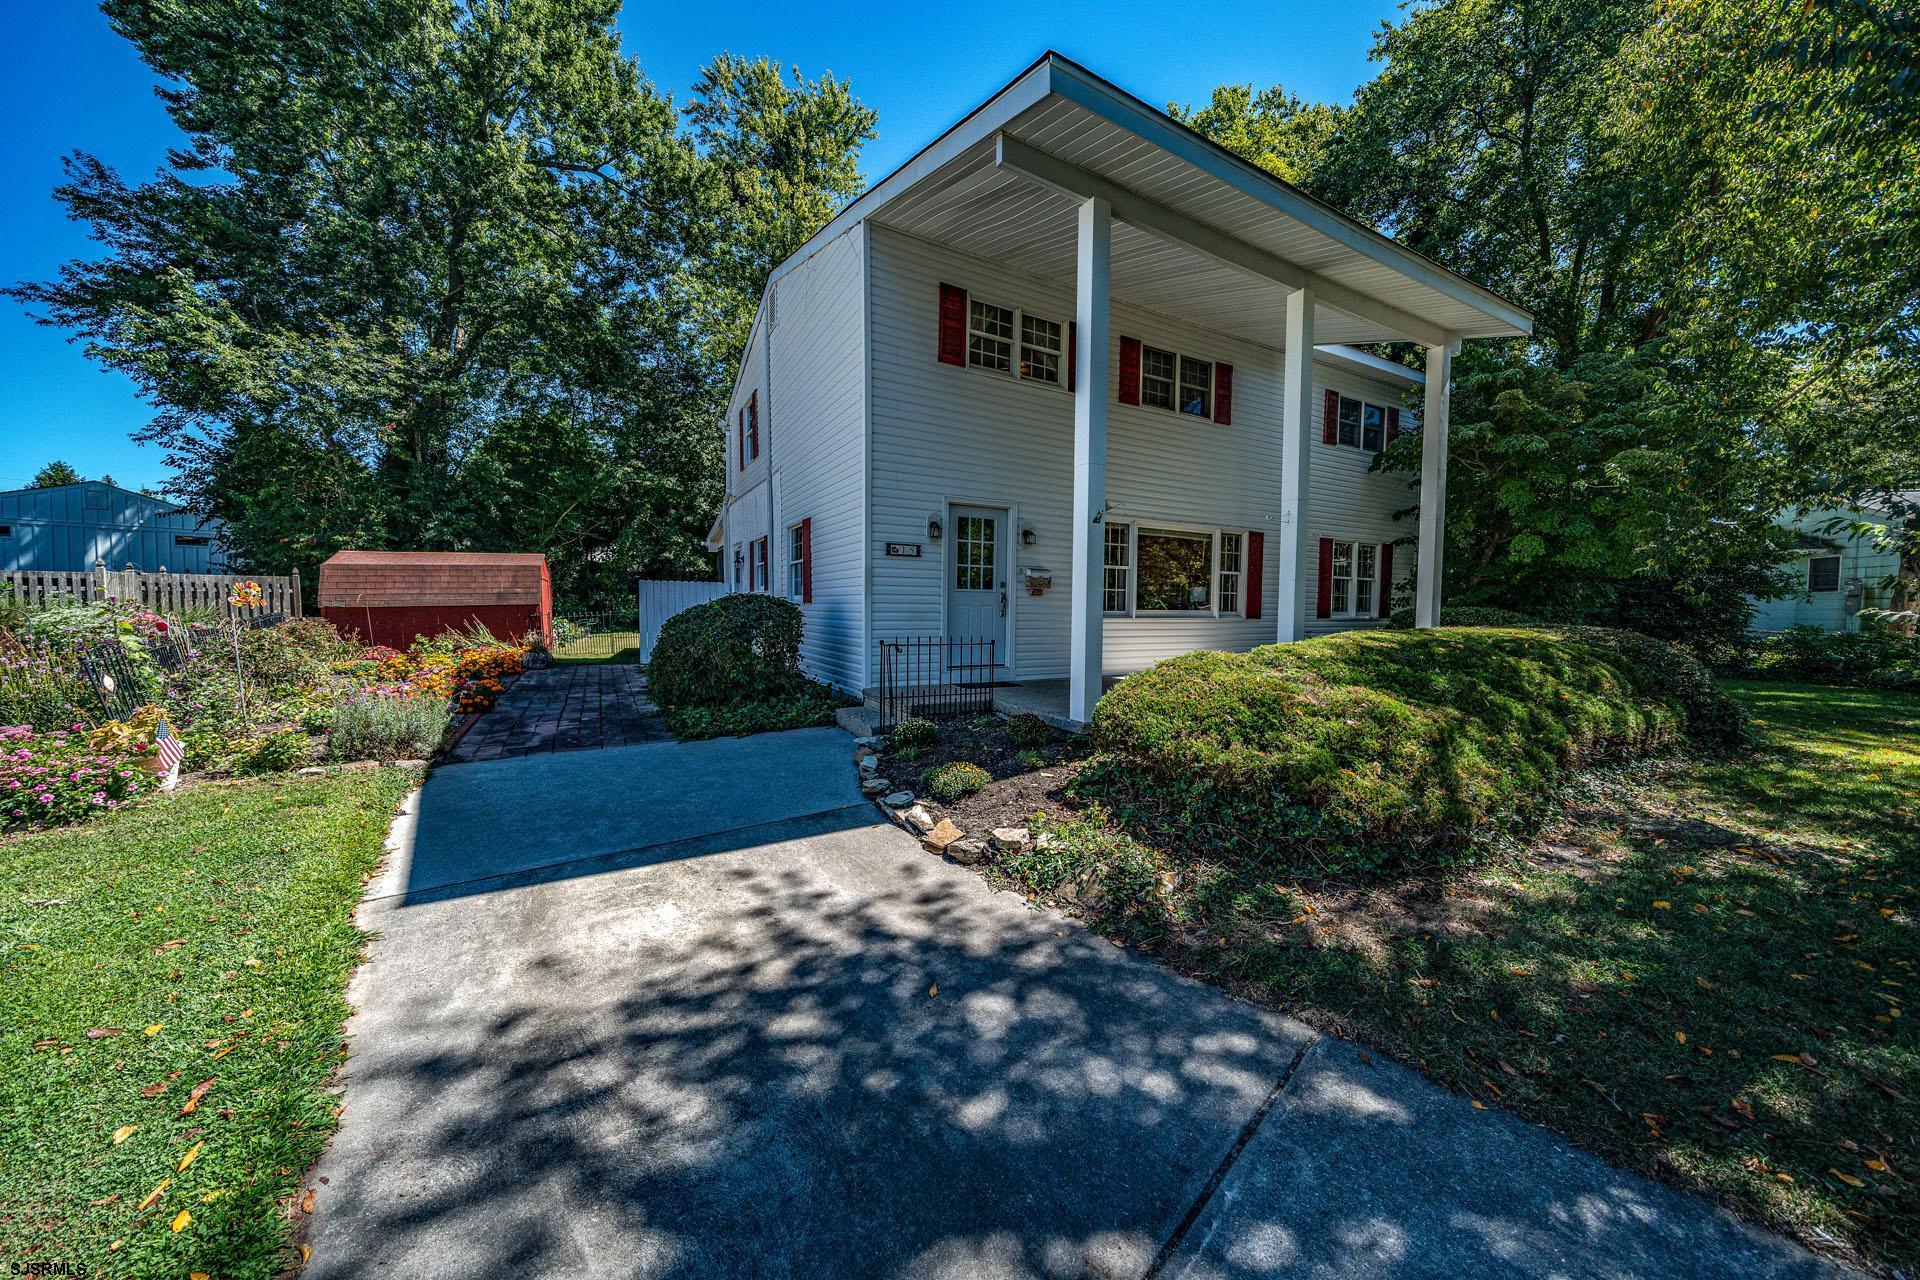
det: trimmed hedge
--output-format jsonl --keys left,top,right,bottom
{"left": 1387, "top": 603, "right": 1542, "bottom": 629}
{"left": 1743, "top": 625, "right": 1920, "bottom": 690}
{"left": 1087, "top": 626, "right": 1742, "bottom": 872}
{"left": 648, "top": 594, "right": 804, "bottom": 709}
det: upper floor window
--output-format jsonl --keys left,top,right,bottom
{"left": 1141, "top": 346, "right": 1176, "bottom": 409}
{"left": 1179, "top": 357, "right": 1212, "bottom": 418}
{"left": 1336, "top": 394, "right": 1390, "bottom": 452}
{"left": 968, "top": 299, "right": 1014, "bottom": 373}
{"left": 1020, "top": 314, "right": 1062, "bottom": 384}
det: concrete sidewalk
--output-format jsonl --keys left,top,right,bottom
{"left": 303, "top": 727, "right": 1849, "bottom": 1280}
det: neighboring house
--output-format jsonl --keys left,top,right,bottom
{"left": 0, "top": 480, "right": 228, "bottom": 574}
{"left": 709, "top": 53, "right": 1532, "bottom": 723}
{"left": 1747, "top": 497, "right": 1917, "bottom": 633}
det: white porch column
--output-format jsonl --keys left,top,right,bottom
{"left": 1276, "top": 286, "right": 1315, "bottom": 642}
{"left": 1069, "top": 196, "right": 1111, "bottom": 725}
{"left": 1414, "top": 342, "right": 1454, "bottom": 628}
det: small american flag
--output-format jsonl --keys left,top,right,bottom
{"left": 153, "top": 719, "right": 185, "bottom": 775}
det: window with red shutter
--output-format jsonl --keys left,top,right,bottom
{"left": 1386, "top": 406, "right": 1401, "bottom": 445}
{"left": 1213, "top": 363, "right": 1233, "bottom": 425}
{"left": 1322, "top": 389, "right": 1339, "bottom": 445}
{"left": 800, "top": 517, "right": 813, "bottom": 604}
{"left": 1118, "top": 336, "right": 1141, "bottom": 405}
{"left": 748, "top": 391, "right": 760, "bottom": 460}
{"left": 737, "top": 406, "right": 745, "bottom": 470}
{"left": 1316, "top": 538, "right": 1334, "bottom": 619}
{"left": 937, "top": 283, "right": 968, "bottom": 366}
{"left": 1378, "top": 543, "right": 1394, "bottom": 617}
{"left": 1245, "top": 531, "right": 1264, "bottom": 620}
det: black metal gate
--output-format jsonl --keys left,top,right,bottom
{"left": 875, "top": 636, "right": 996, "bottom": 728}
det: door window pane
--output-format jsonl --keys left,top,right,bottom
{"left": 955, "top": 515, "right": 996, "bottom": 591}
{"left": 1136, "top": 528, "right": 1213, "bottom": 611}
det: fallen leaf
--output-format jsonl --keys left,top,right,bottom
{"left": 1865, "top": 1159, "right": 1889, "bottom": 1173}
{"left": 108, "top": 1239, "right": 124, "bottom": 1252}
{"left": 137, "top": 1179, "right": 170, "bottom": 1212}
{"left": 179, "top": 1077, "right": 215, "bottom": 1115}
{"left": 89, "top": 1195, "right": 120, "bottom": 1207}
{"left": 112, "top": 1125, "right": 138, "bottom": 1145}
{"left": 88, "top": 1027, "right": 124, "bottom": 1039}
{"left": 1830, "top": 1168, "right": 1867, "bottom": 1188}
{"left": 144, "top": 1023, "right": 164, "bottom": 1036}
{"left": 179, "top": 1141, "right": 204, "bottom": 1172}
{"left": 171, "top": 1208, "right": 191, "bottom": 1233}
{"left": 301, "top": 1186, "right": 316, "bottom": 1213}
{"left": 1470, "top": 1100, "right": 1487, "bottom": 1110}
{"left": 139, "top": 1082, "right": 167, "bottom": 1098}
{"left": 1731, "top": 1098, "right": 1754, "bottom": 1119}
{"left": 1675, "top": 1031, "right": 1687, "bottom": 1044}
{"left": 300, "top": 1243, "right": 313, "bottom": 1265}
{"left": 928, "top": 984, "right": 938, "bottom": 998}
{"left": 211, "top": 1045, "right": 233, "bottom": 1060}
{"left": 193, "top": 1273, "right": 211, "bottom": 1280}
{"left": 1652, "top": 900, "right": 1671, "bottom": 910}
{"left": 1696, "top": 977, "right": 1714, "bottom": 989}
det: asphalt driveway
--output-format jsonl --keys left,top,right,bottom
{"left": 303, "top": 727, "right": 1847, "bottom": 1280}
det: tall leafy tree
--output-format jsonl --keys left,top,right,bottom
{"left": 30, "top": 462, "right": 84, "bottom": 488}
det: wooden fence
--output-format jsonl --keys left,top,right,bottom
{"left": 1, "top": 562, "right": 301, "bottom": 619}
{"left": 635, "top": 578, "right": 727, "bottom": 662}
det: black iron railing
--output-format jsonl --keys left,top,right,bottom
{"left": 875, "top": 636, "right": 997, "bottom": 728}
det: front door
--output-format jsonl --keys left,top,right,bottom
{"left": 947, "top": 505, "right": 1009, "bottom": 666}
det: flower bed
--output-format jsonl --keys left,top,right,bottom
{"left": 1, "top": 724, "right": 148, "bottom": 831}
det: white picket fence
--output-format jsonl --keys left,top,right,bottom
{"left": 1, "top": 562, "right": 302, "bottom": 619}
{"left": 635, "top": 578, "right": 727, "bottom": 662}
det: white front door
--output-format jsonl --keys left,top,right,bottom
{"left": 947, "top": 505, "right": 1010, "bottom": 665}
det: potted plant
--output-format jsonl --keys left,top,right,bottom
{"left": 522, "top": 629, "right": 553, "bottom": 669}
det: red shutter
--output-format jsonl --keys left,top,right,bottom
{"left": 1245, "top": 531, "right": 1264, "bottom": 620}
{"left": 1067, "top": 321, "right": 1077, "bottom": 393}
{"left": 800, "top": 517, "right": 813, "bottom": 605}
{"left": 1213, "top": 362, "right": 1233, "bottom": 425}
{"left": 1316, "top": 538, "right": 1334, "bottom": 619}
{"left": 937, "top": 282, "right": 967, "bottom": 366}
{"left": 1118, "top": 336, "right": 1141, "bottom": 406}
{"left": 1322, "top": 389, "right": 1339, "bottom": 445}
{"left": 749, "top": 391, "right": 760, "bottom": 459}
{"left": 1377, "top": 543, "right": 1393, "bottom": 618}
{"left": 1386, "top": 406, "right": 1401, "bottom": 445}
{"left": 737, "top": 407, "right": 745, "bottom": 470}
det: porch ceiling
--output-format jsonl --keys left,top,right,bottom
{"left": 848, "top": 55, "right": 1532, "bottom": 353}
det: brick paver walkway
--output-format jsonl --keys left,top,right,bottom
{"left": 444, "top": 664, "right": 669, "bottom": 763}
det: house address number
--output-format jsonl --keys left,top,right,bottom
{"left": 884, "top": 543, "right": 922, "bottom": 558}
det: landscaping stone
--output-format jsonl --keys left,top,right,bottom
{"left": 903, "top": 805, "right": 935, "bottom": 834}
{"left": 989, "top": 826, "right": 1031, "bottom": 853}
{"left": 860, "top": 777, "right": 891, "bottom": 797}
{"left": 834, "top": 706, "right": 880, "bottom": 738}
{"left": 881, "top": 790, "right": 913, "bottom": 810}
{"left": 920, "top": 818, "right": 964, "bottom": 854}
{"left": 946, "top": 835, "right": 989, "bottom": 865}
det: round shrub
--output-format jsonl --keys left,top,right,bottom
{"left": 1003, "top": 712, "right": 1054, "bottom": 750}
{"left": 1388, "top": 603, "right": 1541, "bottom": 629}
{"left": 1088, "top": 627, "right": 1721, "bottom": 871}
{"left": 1562, "top": 625, "right": 1747, "bottom": 749}
{"left": 891, "top": 716, "right": 937, "bottom": 749}
{"left": 648, "top": 594, "right": 804, "bottom": 709}
{"left": 923, "top": 760, "right": 990, "bottom": 803}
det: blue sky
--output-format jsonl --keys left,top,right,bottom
{"left": 0, "top": 1, "right": 1398, "bottom": 493}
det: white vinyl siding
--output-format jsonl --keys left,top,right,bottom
{"left": 1746, "top": 505, "right": 1908, "bottom": 633}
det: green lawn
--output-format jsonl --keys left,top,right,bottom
{"left": 1010, "top": 680, "right": 1919, "bottom": 1274}
{"left": 0, "top": 766, "right": 418, "bottom": 1278}
{"left": 550, "top": 630, "right": 639, "bottom": 665}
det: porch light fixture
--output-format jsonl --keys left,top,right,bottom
{"left": 1020, "top": 524, "right": 1036, "bottom": 547}
{"left": 927, "top": 515, "right": 943, "bottom": 541}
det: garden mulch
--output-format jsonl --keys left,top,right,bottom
{"left": 441, "top": 664, "right": 668, "bottom": 764}
{"left": 870, "top": 717, "right": 1091, "bottom": 836}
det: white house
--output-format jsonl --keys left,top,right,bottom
{"left": 1747, "top": 497, "right": 1916, "bottom": 633}
{"left": 710, "top": 54, "right": 1532, "bottom": 724}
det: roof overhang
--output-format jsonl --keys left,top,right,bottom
{"left": 774, "top": 52, "right": 1532, "bottom": 352}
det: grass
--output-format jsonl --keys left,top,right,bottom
{"left": 1001, "top": 680, "right": 1918, "bottom": 1274}
{"left": 0, "top": 766, "right": 419, "bottom": 1278}
{"left": 550, "top": 631, "right": 639, "bottom": 665}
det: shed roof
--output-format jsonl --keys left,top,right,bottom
{"left": 317, "top": 550, "right": 549, "bottom": 607}
{"left": 321, "top": 550, "right": 547, "bottom": 567}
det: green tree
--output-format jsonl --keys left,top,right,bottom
{"left": 1170, "top": 84, "right": 1340, "bottom": 187}
{"left": 30, "top": 461, "right": 83, "bottom": 488}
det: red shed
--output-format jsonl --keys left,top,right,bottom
{"left": 318, "top": 550, "right": 552, "bottom": 650}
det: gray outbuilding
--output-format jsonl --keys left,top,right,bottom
{"left": 0, "top": 480, "right": 227, "bottom": 573}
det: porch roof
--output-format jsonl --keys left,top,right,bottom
{"left": 775, "top": 53, "right": 1532, "bottom": 352}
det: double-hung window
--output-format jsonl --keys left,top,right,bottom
{"left": 1807, "top": 555, "right": 1842, "bottom": 593}
{"left": 787, "top": 525, "right": 806, "bottom": 600}
{"left": 1103, "top": 523, "right": 1132, "bottom": 613}
{"left": 1178, "top": 357, "right": 1212, "bottom": 418}
{"left": 968, "top": 299, "right": 1014, "bottom": 372}
{"left": 1218, "top": 532, "right": 1243, "bottom": 616}
{"left": 1020, "top": 314, "right": 1062, "bottom": 384}
{"left": 1328, "top": 540, "right": 1381, "bottom": 617}
{"left": 1140, "top": 346, "right": 1177, "bottom": 410}
{"left": 733, "top": 543, "right": 744, "bottom": 590}
{"left": 1335, "top": 394, "right": 1389, "bottom": 452}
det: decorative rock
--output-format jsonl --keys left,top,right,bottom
{"left": 989, "top": 827, "right": 1031, "bottom": 853}
{"left": 852, "top": 736, "right": 880, "bottom": 749}
{"left": 297, "top": 766, "right": 326, "bottom": 776}
{"left": 903, "top": 805, "right": 936, "bottom": 835}
{"left": 882, "top": 790, "right": 914, "bottom": 810}
{"left": 860, "top": 777, "right": 891, "bottom": 796}
{"left": 946, "top": 835, "right": 989, "bottom": 865}
{"left": 858, "top": 755, "right": 879, "bottom": 774}
{"left": 920, "top": 818, "right": 964, "bottom": 853}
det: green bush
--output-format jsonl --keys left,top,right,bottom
{"left": 240, "top": 727, "right": 311, "bottom": 774}
{"left": 1746, "top": 626, "right": 1920, "bottom": 690}
{"left": 647, "top": 595, "right": 804, "bottom": 709}
{"left": 325, "top": 694, "right": 451, "bottom": 761}
{"left": 891, "top": 716, "right": 937, "bottom": 749}
{"left": 1003, "top": 712, "right": 1054, "bottom": 749}
{"left": 1563, "top": 625, "right": 1747, "bottom": 748}
{"left": 1087, "top": 627, "right": 1733, "bottom": 873}
{"left": 663, "top": 682, "right": 842, "bottom": 741}
{"left": 923, "top": 760, "right": 991, "bottom": 803}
